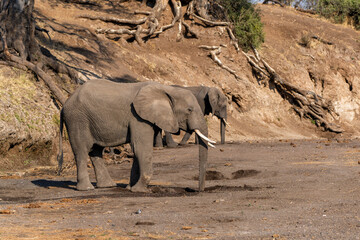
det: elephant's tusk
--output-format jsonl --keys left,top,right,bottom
{"left": 222, "top": 118, "right": 230, "bottom": 127}
{"left": 194, "top": 129, "right": 216, "bottom": 144}
{"left": 208, "top": 142, "right": 216, "bottom": 148}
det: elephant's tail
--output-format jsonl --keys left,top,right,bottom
{"left": 57, "top": 109, "right": 64, "bottom": 176}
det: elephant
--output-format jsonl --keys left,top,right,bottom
{"left": 154, "top": 86, "right": 228, "bottom": 148}
{"left": 57, "top": 80, "right": 215, "bottom": 192}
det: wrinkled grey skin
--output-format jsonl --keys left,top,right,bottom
{"left": 57, "top": 80, "right": 209, "bottom": 192}
{"left": 155, "top": 86, "right": 227, "bottom": 147}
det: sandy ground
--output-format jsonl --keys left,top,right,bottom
{"left": 0, "top": 140, "right": 359, "bottom": 239}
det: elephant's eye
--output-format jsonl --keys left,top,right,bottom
{"left": 187, "top": 107, "right": 193, "bottom": 113}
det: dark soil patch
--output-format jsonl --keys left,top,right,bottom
{"left": 231, "top": 169, "right": 260, "bottom": 179}
{"left": 205, "top": 170, "right": 226, "bottom": 180}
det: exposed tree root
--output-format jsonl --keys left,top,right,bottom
{"left": 199, "top": 45, "right": 241, "bottom": 79}
{"left": 242, "top": 48, "right": 343, "bottom": 133}
{"left": 2, "top": 49, "right": 67, "bottom": 105}
{"left": 191, "top": 13, "right": 230, "bottom": 27}
{"left": 63, "top": 0, "right": 100, "bottom": 6}
{"left": 80, "top": 14, "right": 148, "bottom": 25}
{"left": 84, "top": 0, "right": 227, "bottom": 44}
{"left": 182, "top": 21, "right": 198, "bottom": 38}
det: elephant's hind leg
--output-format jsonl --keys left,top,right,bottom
{"left": 74, "top": 148, "right": 95, "bottom": 191}
{"left": 90, "top": 145, "right": 116, "bottom": 188}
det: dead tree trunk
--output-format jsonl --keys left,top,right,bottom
{"left": 0, "top": 0, "right": 74, "bottom": 105}
{"left": 0, "top": 0, "right": 38, "bottom": 60}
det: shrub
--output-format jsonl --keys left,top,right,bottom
{"left": 218, "top": 0, "right": 265, "bottom": 51}
{"left": 317, "top": 0, "right": 360, "bottom": 30}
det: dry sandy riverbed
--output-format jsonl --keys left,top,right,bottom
{"left": 0, "top": 140, "right": 359, "bottom": 239}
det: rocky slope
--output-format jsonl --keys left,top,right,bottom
{"left": 0, "top": 0, "right": 359, "bottom": 170}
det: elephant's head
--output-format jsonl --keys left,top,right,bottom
{"left": 133, "top": 83, "right": 215, "bottom": 191}
{"left": 207, "top": 87, "right": 228, "bottom": 144}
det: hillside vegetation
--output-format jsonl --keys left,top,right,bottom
{"left": 0, "top": 0, "right": 359, "bottom": 170}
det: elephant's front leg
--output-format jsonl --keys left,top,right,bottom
{"left": 165, "top": 131, "right": 178, "bottom": 148}
{"left": 179, "top": 132, "right": 192, "bottom": 145}
{"left": 90, "top": 145, "right": 116, "bottom": 188}
{"left": 153, "top": 128, "right": 163, "bottom": 148}
{"left": 129, "top": 124, "right": 154, "bottom": 192}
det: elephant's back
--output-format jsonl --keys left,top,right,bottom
{"left": 66, "top": 80, "right": 150, "bottom": 107}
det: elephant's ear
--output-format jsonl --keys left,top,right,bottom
{"left": 133, "top": 84, "right": 179, "bottom": 133}
{"left": 208, "top": 88, "right": 219, "bottom": 115}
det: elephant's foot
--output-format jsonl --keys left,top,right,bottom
{"left": 153, "top": 146, "right": 163, "bottom": 150}
{"left": 178, "top": 140, "right": 188, "bottom": 146}
{"left": 130, "top": 184, "right": 149, "bottom": 193}
{"left": 76, "top": 181, "right": 95, "bottom": 191}
{"left": 166, "top": 142, "right": 178, "bottom": 148}
{"left": 154, "top": 142, "right": 163, "bottom": 148}
{"left": 96, "top": 179, "right": 117, "bottom": 188}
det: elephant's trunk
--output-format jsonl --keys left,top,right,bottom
{"left": 220, "top": 118, "right": 226, "bottom": 144}
{"left": 196, "top": 127, "right": 208, "bottom": 192}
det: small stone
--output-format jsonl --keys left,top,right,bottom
{"left": 129, "top": 232, "right": 139, "bottom": 236}
{"left": 135, "top": 209, "right": 142, "bottom": 214}
{"left": 181, "top": 226, "right": 192, "bottom": 230}
{"left": 23, "top": 203, "right": 41, "bottom": 208}
{"left": 220, "top": 148, "right": 224, "bottom": 152}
